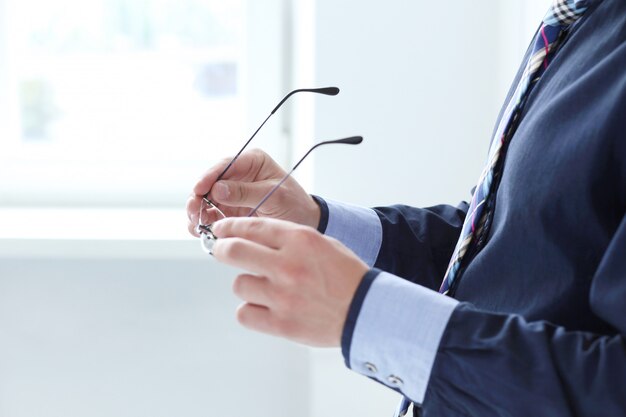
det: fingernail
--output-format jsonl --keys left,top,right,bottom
{"left": 213, "top": 182, "right": 230, "bottom": 200}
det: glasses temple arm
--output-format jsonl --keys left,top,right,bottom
{"left": 270, "top": 87, "right": 339, "bottom": 115}
{"left": 204, "top": 87, "right": 341, "bottom": 198}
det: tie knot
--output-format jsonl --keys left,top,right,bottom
{"left": 544, "top": 0, "right": 589, "bottom": 27}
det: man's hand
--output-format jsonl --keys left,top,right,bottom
{"left": 186, "top": 149, "right": 321, "bottom": 236}
{"left": 210, "top": 217, "right": 369, "bottom": 347}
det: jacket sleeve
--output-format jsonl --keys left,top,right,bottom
{"left": 373, "top": 202, "right": 468, "bottom": 290}
{"left": 314, "top": 196, "right": 469, "bottom": 291}
{"left": 420, "top": 211, "right": 626, "bottom": 416}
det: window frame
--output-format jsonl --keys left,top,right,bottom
{"left": 0, "top": 0, "right": 291, "bottom": 208}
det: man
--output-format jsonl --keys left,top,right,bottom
{"left": 186, "top": 0, "right": 626, "bottom": 415}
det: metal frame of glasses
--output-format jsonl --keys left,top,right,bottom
{"left": 197, "top": 87, "right": 363, "bottom": 254}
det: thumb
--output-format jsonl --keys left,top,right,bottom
{"left": 211, "top": 179, "right": 279, "bottom": 209}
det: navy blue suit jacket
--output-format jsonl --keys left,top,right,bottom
{"left": 372, "top": 0, "right": 626, "bottom": 415}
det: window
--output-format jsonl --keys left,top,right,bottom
{"left": 0, "top": 0, "right": 288, "bottom": 207}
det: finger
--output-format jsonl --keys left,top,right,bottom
{"left": 199, "top": 206, "right": 226, "bottom": 226}
{"left": 232, "top": 274, "right": 274, "bottom": 307}
{"left": 210, "top": 179, "right": 280, "bottom": 208}
{"left": 236, "top": 303, "right": 282, "bottom": 336}
{"left": 212, "top": 236, "right": 279, "bottom": 276}
{"left": 186, "top": 194, "right": 201, "bottom": 223}
{"left": 193, "top": 151, "right": 267, "bottom": 196}
{"left": 188, "top": 220, "right": 200, "bottom": 237}
{"left": 211, "top": 217, "right": 294, "bottom": 250}
{"left": 187, "top": 195, "right": 225, "bottom": 224}
{"left": 192, "top": 157, "right": 231, "bottom": 196}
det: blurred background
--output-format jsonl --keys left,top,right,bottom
{"left": 0, "top": 0, "right": 549, "bottom": 416}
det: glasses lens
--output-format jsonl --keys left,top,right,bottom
{"left": 198, "top": 198, "right": 226, "bottom": 254}
{"left": 200, "top": 229, "right": 217, "bottom": 254}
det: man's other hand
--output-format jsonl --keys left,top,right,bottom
{"left": 210, "top": 217, "right": 368, "bottom": 347}
{"left": 186, "top": 149, "right": 321, "bottom": 237}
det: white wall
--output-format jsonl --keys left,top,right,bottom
{"left": 310, "top": 0, "right": 500, "bottom": 208}
{"left": 0, "top": 257, "right": 310, "bottom": 417}
{"left": 0, "top": 1, "right": 550, "bottom": 417}
{"left": 306, "top": 0, "right": 549, "bottom": 415}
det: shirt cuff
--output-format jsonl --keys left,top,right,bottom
{"left": 341, "top": 269, "right": 459, "bottom": 405}
{"left": 311, "top": 195, "right": 329, "bottom": 233}
{"left": 312, "top": 196, "right": 382, "bottom": 267}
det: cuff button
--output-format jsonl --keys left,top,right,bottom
{"left": 387, "top": 375, "right": 404, "bottom": 387}
{"left": 364, "top": 362, "right": 378, "bottom": 374}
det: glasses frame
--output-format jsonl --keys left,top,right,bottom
{"left": 203, "top": 87, "right": 339, "bottom": 203}
{"left": 196, "top": 86, "right": 363, "bottom": 254}
{"left": 198, "top": 136, "right": 363, "bottom": 254}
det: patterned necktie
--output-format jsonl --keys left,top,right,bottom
{"left": 395, "top": 1, "right": 591, "bottom": 416}
{"left": 439, "top": 0, "right": 590, "bottom": 295}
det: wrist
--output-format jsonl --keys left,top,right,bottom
{"left": 304, "top": 195, "right": 322, "bottom": 230}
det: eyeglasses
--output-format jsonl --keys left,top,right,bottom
{"left": 196, "top": 87, "right": 363, "bottom": 254}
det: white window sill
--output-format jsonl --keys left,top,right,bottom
{"left": 0, "top": 208, "right": 207, "bottom": 260}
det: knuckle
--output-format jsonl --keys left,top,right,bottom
{"left": 292, "top": 226, "right": 320, "bottom": 247}
{"left": 232, "top": 275, "right": 246, "bottom": 298}
{"left": 235, "top": 183, "right": 247, "bottom": 202}
{"left": 248, "top": 148, "right": 266, "bottom": 158}
{"left": 249, "top": 148, "right": 271, "bottom": 175}
{"left": 185, "top": 195, "right": 197, "bottom": 214}
{"left": 327, "top": 235, "right": 346, "bottom": 251}
{"left": 214, "top": 156, "right": 234, "bottom": 176}
{"left": 272, "top": 288, "right": 290, "bottom": 309}
{"left": 219, "top": 238, "right": 243, "bottom": 260}
{"left": 245, "top": 217, "right": 265, "bottom": 234}
{"left": 219, "top": 155, "right": 234, "bottom": 165}
{"left": 276, "top": 292, "right": 301, "bottom": 313}
{"left": 188, "top": 221, "right": 199, "bottom": 237}
{"left": 280, "top": 259, "right": 308, "bottom": 284}
{"left": 274, "top": 318, "right": 298, "bottom": 338}
{"left": 268, "top": 182, "right": 288, "bottom": 205}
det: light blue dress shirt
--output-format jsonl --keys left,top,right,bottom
{"left": 320, "top": 198, "right": 458, "bottom": 404}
